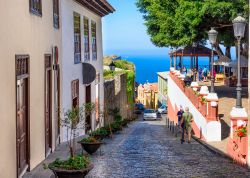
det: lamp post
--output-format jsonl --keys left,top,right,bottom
{"left": 109, "top": 61, "right": 116, "bottom": 71}
{"left": 208, "top": 27, "right": 218, "bottom": 93}
{"left": 192, "top": 42, "right": 197, "bottom": 81}
{"left": 170, "top": 47, "right": 173, "bottom": 68}
{"left": 174, "top": 47, "right": 177, "bottom": 69}
{"left": 233, "top": 14, "right": 246, "bottom": 108}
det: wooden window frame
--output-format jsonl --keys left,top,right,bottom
{"left": 29, "top": 0, "right": 42, "bottom": 16}
{"left": 71, "top": 79, "right": 79, "bottom": 109}
{"left": 74, "top": 12, "right": 81, "bottom": 64}
{"left": 91, "top": 21, "right": 97, "bottom": 60}
{"left": 53, "top": 0, "right": 60, "bottom": 29}
{"left": 83, "top": 16, "right": 90, "bottom": 61}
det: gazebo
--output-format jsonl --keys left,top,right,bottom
{"left": 169, "top": 45, "right": 218, "bottom": 71}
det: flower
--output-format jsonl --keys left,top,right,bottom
{"left": 235, "top": 125, "right": 247, "bottom": 138}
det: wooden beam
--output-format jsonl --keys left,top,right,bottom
{"left": 86, "top": 0, "right": 109, "bottom": 15}
{"left": 97, "top": 0, "right": 115, "bottom": 12}
{"left": 75, "top": 0, "right": 105, "bottom": 17}
{"left": 75, "top": 0, "right": 114, "bottom": 17}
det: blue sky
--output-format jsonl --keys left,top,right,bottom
{"left": 102, "top": 0, "right": 168, "bottom": 55}
{"left": 102, "top": 0, "right": 236, "bottom": 59}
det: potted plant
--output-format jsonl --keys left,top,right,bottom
{"left": 89, "top": 127, "right": 109, "bottom": 140}
{"left": 235, "top": 124, "right": 248, "bottom": 155}
{"left": 121, "top": 118, "right": 129, "bottom": 127}
{"left": 78, "top": 137, "right": 103, "bottom": 155}
{"left": 48, "top": 156, "right": 93, "bottom": 178}
{"left": 235, "top": 125, "right": 247, "bottom": 139}
{"left": 47, "top": 104, "right": 95, "bottom": 178}
{"left": 110, "top": 121, "right": 123, "bottom": 133}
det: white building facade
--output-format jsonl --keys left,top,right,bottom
{"left": 157, "top": 72, "right": 169, "bottom": 106}
{"left": 0, "top": 0, "right": 114, "bottom": 177}
{"left": 60, "top": 0, "right": 114, "bottom": 141}
{"left": 0, "top": 1, "right": 61, "bottom": 177}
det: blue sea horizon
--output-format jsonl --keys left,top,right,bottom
{"left": 104, "top": 51, "right": 210, "bottom": 84}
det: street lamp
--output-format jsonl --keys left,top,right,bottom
{"left": 208, "top": 27, "right": 218, "bottom": 93}
{"left": 192, "top": 42, "right": 197, "bottom": 81}
{"left": 170, "top": 47, "right": 173, "bottom": 68}
{"left": 109, "top": 61, "right": 116, "bottom": 71}
{"left": 233, "top": 14, "right": 246, "bottom": 108}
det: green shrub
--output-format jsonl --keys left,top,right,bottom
{"left": 121, "top": 119, "right": 129, "bottom": 126}
{"left": 89, "top": 127, "right": 109, "bottom": 137}
{"left": 48, "top": 156, "right": 90, "bottom": 170}
{"left": 115, "top": 115, "right": 122, "bottom": 122}
{"left": 113, "top": 60, "right": 135, "bottom": 71}
{"left": 80, "top": 137, "right": 98, "bottom": 143}
{"left": 111, "top": 120, "right": 123, "bottom": 132}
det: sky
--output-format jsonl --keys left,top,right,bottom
{"left": 102, "top": 0, "right": 236, "bottom": 59}
{"left": 102, "top": 0, "right": 168, "bottom": 56}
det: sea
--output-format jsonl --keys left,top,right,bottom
{"left": 105, "top": 51, "right": 209, "bottom": 84}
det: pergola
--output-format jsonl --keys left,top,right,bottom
{"left": 169, "top": 45, "right": 218, "bottom": 70}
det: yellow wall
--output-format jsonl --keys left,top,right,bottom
{"left": 0, "top": 1, "right": 61, "bottom": 177}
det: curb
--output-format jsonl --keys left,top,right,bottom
{"left": 192, "top": 135, "right": 232, "bottom": 161}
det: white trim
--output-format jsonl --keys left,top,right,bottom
{"left": 230, "top": 107, "right": 248, "bottom": 118}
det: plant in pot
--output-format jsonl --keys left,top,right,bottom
{"left": 89, "top": 127, "right": 109, "bottom": 140}
{"left": 78, "top": 136, "right": 103, "bottom": 155}
{"left": 110, "top": 120, "right": 123, "bottom": 133}
{"left": 121, "top": 118, "right": 129, "bottom": 127}
{"left": 47, "top": 105, "right": 94, "bottom": 178}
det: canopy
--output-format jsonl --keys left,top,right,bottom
{"left": 169, "top": 45, "right": 218, "bottom": 57}
{"left": 228, "top": 56, "right": 248, "bottom": 68}
{"left": 214, "top": 55, "right": 231, "bottom": 66}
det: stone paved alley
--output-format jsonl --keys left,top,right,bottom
{"left": 25, "top": 116, "right": 250, "bottom": 178}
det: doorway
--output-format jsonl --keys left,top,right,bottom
{"left": 16, "top": 55, "right": 30, "bottom": 177}
{"left": 55, "top": 66, "right": 60, "bottom": 144}
{"left": 45, "top": 55, "right": 52, "bottom": 156}
{"left": 85, "top": 85, "right": 91, "bottom": 131}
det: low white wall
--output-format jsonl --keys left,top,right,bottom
{"left": 168, "top": 75, "right": 221, "bottom": 142}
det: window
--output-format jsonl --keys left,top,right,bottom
{"left": 95, "top": 74, "right": 100, "bottom": 124}
{"left": 84, "top": 17, "right": 90, "bottom": 61}
{"left": 91, "top": 21, "right": 97, "bottom": 60}
{"left": 74, "top": 12, "right": 81, "bottom": 64}
{"left": 53, "top": 0, "right": 59, "bottom": 29}
{"left": 30, "top": 0, "right": 42, "bottom": 16}
{"left": 71, "top": 79, "right": 79, "bottom": 109}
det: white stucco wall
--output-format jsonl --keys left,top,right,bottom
{"left": 61, "top": 0, "right": 104, "bottom": 142}
{"left": 0, "top": 1, "right": 61, "bottom": 177}
{"left": 167, "top": 75, "right": 221, "bottom": 142}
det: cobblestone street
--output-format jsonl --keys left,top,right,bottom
{"left": 87, "top": 116, "right": 250, "bottom": 178}
{"left": 24, "top": 116, "right": 250, "bottom": 178}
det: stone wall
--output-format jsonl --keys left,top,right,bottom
{"left": 104, "top": 73, "right": 128, "bottom": 124}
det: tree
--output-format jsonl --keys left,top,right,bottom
{"left": 136, "top": 0, "right": 249, "bottom": 57}
{"left": 61, "top": 103, "right": 95, "bottom": 157}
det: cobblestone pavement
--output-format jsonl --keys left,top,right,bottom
{"left": 24, "top": 115, "right": 250, "bottom": 178}
{"left": 87, "top": 116, "right": 250, "bottom": 178}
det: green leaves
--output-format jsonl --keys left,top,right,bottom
{"left": 48, "top": 156, "right": 90, "bottom": 170}
{"left": 136, "top": 0, "right": 248, "bottom": 47}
